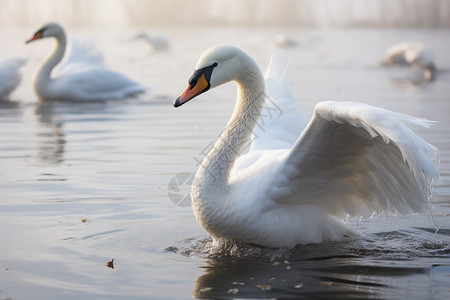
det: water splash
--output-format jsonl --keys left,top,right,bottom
{"left": 168, "top": 226, "right": 450, "bottom": 262}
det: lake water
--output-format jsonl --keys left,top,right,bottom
{"left": 1, "top": 26, "right": 450, "bottom": 299}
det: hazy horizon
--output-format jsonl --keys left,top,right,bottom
{"left": 0, "top": 0, "right": 449, "bottom": 28}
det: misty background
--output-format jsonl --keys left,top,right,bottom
{"left": 0, "top": 0, "right": 449, "bottom": 28}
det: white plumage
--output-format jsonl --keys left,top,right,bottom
{"left": 383, "top": 42, "right": 436, "bottom": 80}
{"left": 26, "top": 23, "right": 146, "bottom": 101}
{"left": 0, "top": 57, "right": 26, "bottom": 100}
{"left": 175, "top": 45, "right": 439, "bottom": 248}
{"left": 136, "top": 32, "right": 169, "bottom": 52}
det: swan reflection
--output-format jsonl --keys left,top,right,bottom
{"left": 34, "top": 102, "right": 66, "bottom": 164}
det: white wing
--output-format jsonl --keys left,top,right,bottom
{"left": 234, "top": 51, "right": 439, "bottom": 219}
{"left": 272, "top": 101, "right": 440, "bottom": 217}
{"left": 250, "top": 51, "right": 305, "bottom": 152}
{"left": 49, "top": 38, "right": 146, "bottom": 100}
{"left": 55, "top": 38, "right": 104, "bottom": 77}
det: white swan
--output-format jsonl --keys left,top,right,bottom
{"left": 174, "top": 45, "right": 440, "bottom": 249}
{"left": 136, "top": 32, "right": 169, "bottom": 52}
{"left": 0, "top": 57, "right": 26, "bottom": 100}
{"left": 382, "top": 42, "right": 436, "bottom": 80}
{"left": 273, "top": 34, "right": 298, "bottom": 48}
{"left": 26, "top": 23, "right": 146, "bottom": 101}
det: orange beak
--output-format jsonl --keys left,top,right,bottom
{"left": 174, "top": 63, "right": 217, "bottom": 107}
{"left": 174, "top": 73, "right": 210, "bottom": 107}
{"left": 26, "top": 31, "right": 42, "bottom": 44}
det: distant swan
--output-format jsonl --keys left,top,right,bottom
{"left": 136, "top": 32, "right": 169, "bottom": 52}
{"left": 174, "top": 45, "right": 439, "bottom": 249}
{"left": 0, "top": 57, "right": 26, "bottom": 100}
{"left": 273, "top": 34, "right": 298, "bottom": 48}
{"left": 382, "top": 42, "right": 436, "bottom": 80}
{"left": 26, "top": 23, "right": 146, "bottom": 101}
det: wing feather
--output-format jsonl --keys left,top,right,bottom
{"left": 273, "top": 101, "right": 439, "bottom": 217}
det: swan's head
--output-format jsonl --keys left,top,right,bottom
{"left": 26, "top": 22, "right": 64, "bottom": 43}
{"left": 174, "top": 45, "right": 254, "bottom": 107}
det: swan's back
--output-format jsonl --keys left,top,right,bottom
{"left": 49, "top": 67, "right": 145, "bottom": 101}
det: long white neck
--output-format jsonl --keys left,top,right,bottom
{"left": 193, "top": 61, "right": 265, "bottom": 197}
{"left": 35, "top": 32, "right": 66, "bottom": 96}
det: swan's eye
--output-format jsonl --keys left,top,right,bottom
{"left": 38, "top": 28, "right": 47, "bottom": 35}
{"left": 189, "top": 79, "right": 197, "bottom": 90}
{"left": 213, "top": 62, "right": 218, "bottom": 67}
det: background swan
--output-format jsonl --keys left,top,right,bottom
{"left": 382, "top": 42, "right": 436, "bottom": 80}
{"left": 273, "top": 34, "right": 298, "bottom": 48}
{"left": 174, "top": 45, "right": 440, "bottom": 249}
{"left": 0, "top": 57, "right": 26, "bottom": 100}
{"left": 135, "top": 32, "right": 169, "bottom": 52}
{"left": 26, "top": 23, "right": 146, "bottom": 101}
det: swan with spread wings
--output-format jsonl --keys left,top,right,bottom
{"left": 174, "top": 45, "right": 439, "bottom": 248}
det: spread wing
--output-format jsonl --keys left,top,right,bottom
{"left": 271, "top": 101, "right": 440, "bottom": 217}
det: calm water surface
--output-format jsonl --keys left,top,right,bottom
{"left": 1, "top": 27, "right": 450, "bottom": 299}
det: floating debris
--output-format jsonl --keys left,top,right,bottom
{"left": 199, "top": 287, "right": 213, "bottom": 293}
{"left": 81, "top": 217, "right": 88, "bottom": 223}
{"left": 257, "top": 284, "right": 271, "bottom": 291}
{"left": 295, "top": 283, "right": 304, "bottom": 289}
{"left": 106, "top": 258, "right": 114, "bottom": 269}
{"left": 272, "top": 262, "right": 280, "bottom": 266}
{"left": 227, "top": 288, "right": 239, "bottom": 295}
{"left": 320, "top": 281, "right": 333, "bottom": 287}
{"left": 232, "top": 281, "right": 245, "bottom": 286}
{"left": 164, "top": 246, "right": 178, "bottom": 253}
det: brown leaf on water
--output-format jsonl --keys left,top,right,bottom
{"left": 320, "top": 281, "right": 333, "bottom": 287}
{"left": 106, "top": 258, "right": 114, "bottom": 269}
{"left": 257, "top": 284, "right": 271, "bottom": 291}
